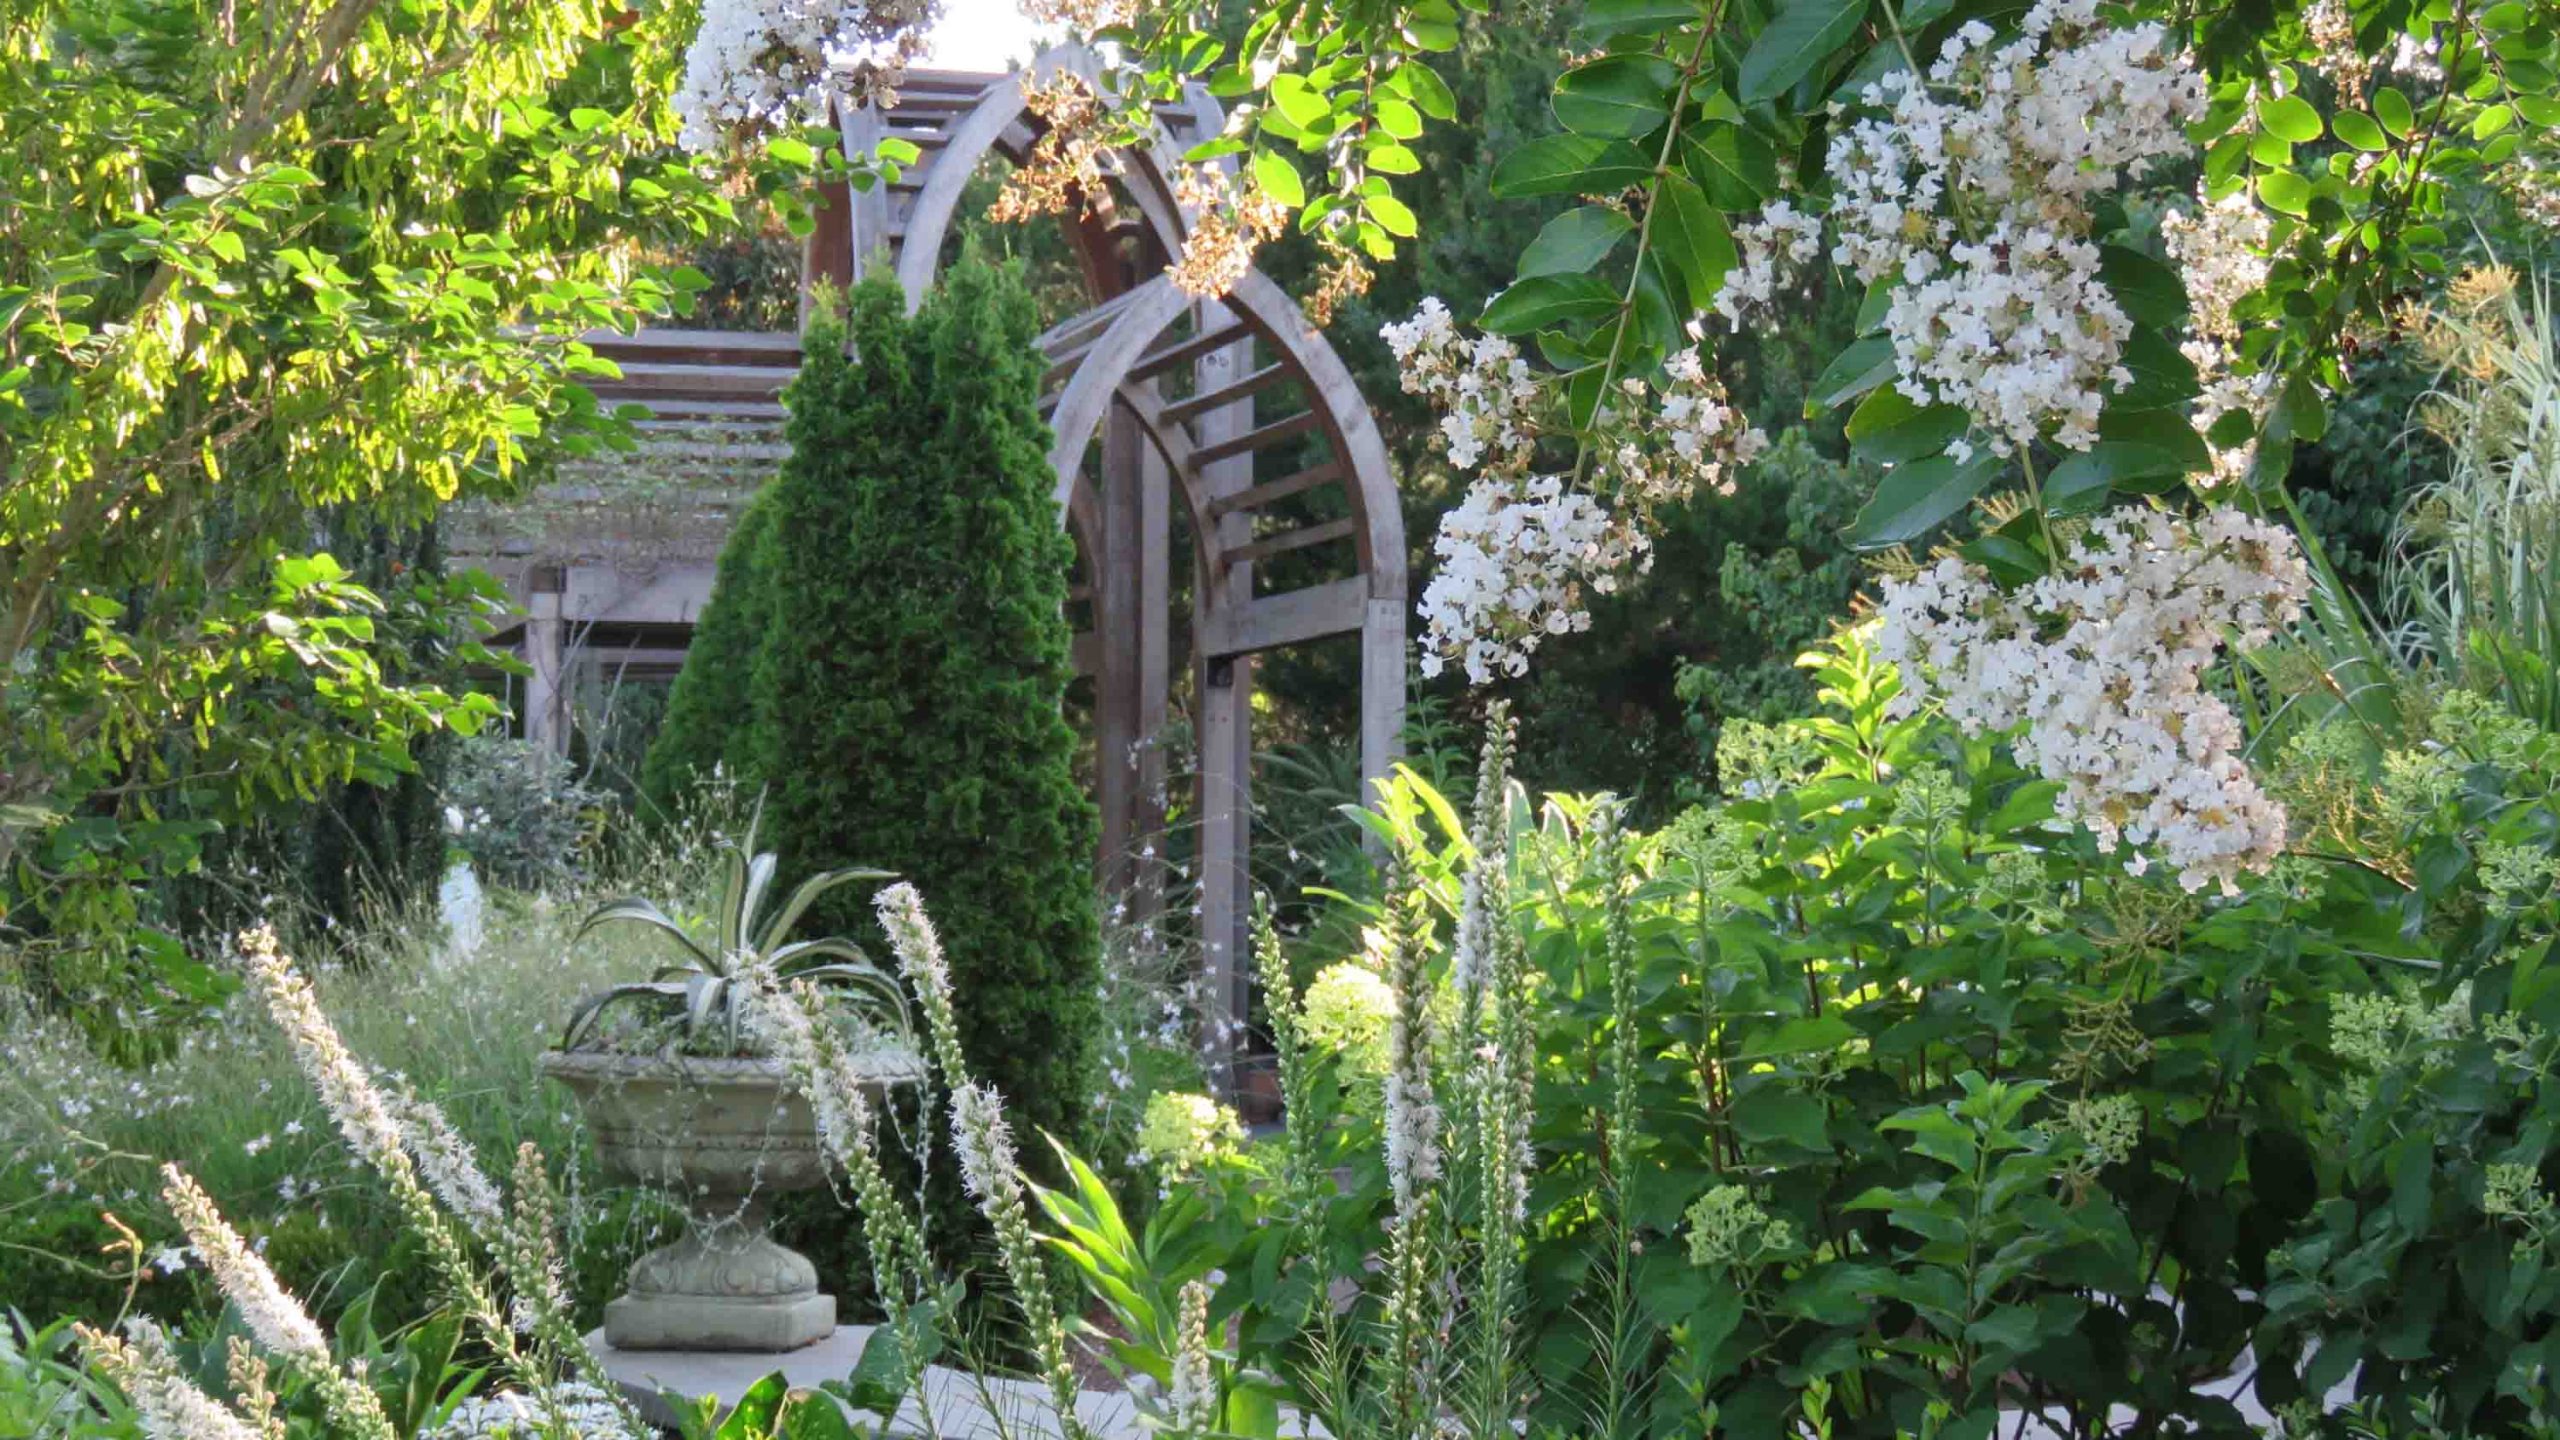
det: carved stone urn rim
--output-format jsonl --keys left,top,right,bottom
{"left": 536, "top": 1047, "right": 927, "bottom": 1086}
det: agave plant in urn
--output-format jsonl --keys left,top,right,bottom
{"left": 542, "top": 824, "right": 921, "bottom": 1353}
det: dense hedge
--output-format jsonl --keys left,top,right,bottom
{"left": 645, "top": 257, "right": 1101, "bottom": 1253}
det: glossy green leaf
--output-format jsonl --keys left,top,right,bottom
{"left": 1554, "top": 54, "right": 1680, "bottom": 137}
{"left": 2257, "top": 168, "right": 2312, "bottom": 217}
{"left": 1519, "top": 205, "right": 1637, "bottom": 276}
{"left": 1808, "top": 335, "right": 1896, "bottom": 411}
{"left": 1490, "top": 134, "right": 1655, "bottom": 197}
{"left": 1575, "top": 0, "right": 1705, "bottom": 35}
{"left": 1847, "top": 449, "right": 1998, "bottom": 546}
{"left": 1650, "top": 173, "right": 1737, "bottom": 304}
{"left": 1270, "top": 73, "right": 1330, "bottom": 128}
{"left": 2260, "top": 94, "right": 2323, "bottom": 143}
{"left": 2333, "top": 110, "right": 2389, "bottom": 152}
{"left": 2042, "top": 441, "right": 2191, "bottom": 516}
{"left": 1478, "top": 273, "right": 1622, "bottom": 333}
{"left": 1252, "top": 150, "right": 1305, "bottom": 207}
{"left": 1685, "top": 126, "right": 1780, "bottom": 209}
{"left": 1737, "top": 0, "right": 1868, "bottom": 105}
{"left": 2376, "top": 85, "right": 2416, "bottom": 137}
{"left": 2097, "top": 245, "right": 2189, "bottom": 328}
{"left": 2115, "top": 326, "right": 2201, "bottom": 409}
{"left": 1845, "top": 385, "right": 1968, "bottom": 464}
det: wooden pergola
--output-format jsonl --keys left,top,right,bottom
{"left": 458, "top": 48, "right": 1407, "bottom": 1058}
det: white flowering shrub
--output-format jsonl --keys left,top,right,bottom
{"left": 672, "top": 0, "right": 937, "bottom": 153}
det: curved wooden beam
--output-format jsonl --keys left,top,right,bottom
{"left": 1044, "top": 275, "right": 1196, "bottom": 516}
{"left": 883, "top": 45, "right": 1201, "bottom": 310}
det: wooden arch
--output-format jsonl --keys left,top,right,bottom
{"left": 501, "top": 53, "right": 1413, "bottom": 1055}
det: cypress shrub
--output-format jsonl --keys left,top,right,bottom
{"left": 642, "top": 255, "right": 1100, "bottom": 1256}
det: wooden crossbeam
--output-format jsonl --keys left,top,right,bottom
{"left": 1130, "top": 321, "right": 1254, "bottom": 381}
{"left": 1226, "top": 516, "right": 1354, "bottom": 567}
{"left": 1207, "top": 460, "right": 1344, "bottom": 518}
{"left": 1193, "top": 408, "right": 1319, "bottom": 466}
{"left": 1165, "top": 363, "right": 1291, "bottom": 424}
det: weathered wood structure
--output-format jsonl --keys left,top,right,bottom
{"left": 454, "top": 49, "right": 1407, "bottom": 1060}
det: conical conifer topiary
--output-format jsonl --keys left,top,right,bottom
{"left": 642, "top": 255, "right": 1100, "bottom": 1244}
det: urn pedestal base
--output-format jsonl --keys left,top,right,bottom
{"left": 603, "top": 1217, "right": 835, "bottom": 1352}
{"left": 604, "top": 1289, "right": 835, "bottom": 1352}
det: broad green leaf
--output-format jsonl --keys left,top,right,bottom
{"left": 1737, "top": 0, "right": 1868, "bottom": 105}
{"left": 1253, "top": 150, "right": 1305, "bottom": 207}
{"left": 1844, "top": 385, "right": 1967, "bottom": 464}
{"left": 2115, "top": 326, "right": 2201, "bottom": 408}
{"left": 2257, "top": 168, "right": 2312, "bottom": 217}
{"left": 1847, "top": 449, "right": 1997, "bottom": 546}
{"left": 1369, "top": 193, "right": 1418, "bottom": 237}
{"left": 2259, "top": 94, "right": 2323, "bottom": 143}
{"left": 1400, "top": 62, "right": 1459, "bottom": 120}
{"left": 1575, "top": 0, "right": 1705, "bottom": 36}
{"left": 1554, "top": 55, "right": 1680, "bottom": 138}
{"left": 2334, "top": 110, "right": 2389, "bottom": 152}
{"left": 1520, "top": 205, "right": 1637, "bottom": 276}
{"left": 1808, "top": 335, "right": 1896, "bottom": 411}
{"left": 2375, "top": 86, "right": 2416, "bottom": 137}
{"left": 1732, "top": 1088, "right": 1831, "bottom": 1151}
{"left": 1270, "top": 74, "right": 1330, "bottom": 128}
{"left": 2097, "top": 245, "right": 2189, "bottom": 328}
{"left": 1684, "top": 126, "right": 1780, "bottom": 209}
{"left": 1479, "top": 273, "right": 1622, "bottom": 333}
{"left": 1650, "top": 173, "right": 1736, "bottom": 304}
{"left": 1490, "top": 134, "right": 1655, "bottom": 197}
{"left": 2042, "top": 441, "right": 2191, "bottom": 516}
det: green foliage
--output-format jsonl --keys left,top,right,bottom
{"left": 560, "top": 823, "right": 905, "bottom": 1056}
{"left": 0, "top": 0, "right": 738, "bottom": 1009}
{"left": 0, "top": 1315, "right": 137, "bottom": 1439}
{"left": 1070, "top": 629, "right": 2560, "bottom": 1439}
{"left": 641, "top": 257, "right": 1103, "bottom": 1233}
{"left": 444, "top": 736, "right": 608, "bottom": 894}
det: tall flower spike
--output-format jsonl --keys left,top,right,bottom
{"left": 160, "top": 1166, "right": 328, "bottom": 1361}
{"left": 1380, "top": 872, "right": 1443, "bottom": 1211}
{"left": 877, "top": 882, "right": 967, "bottom": 1084}
{"left": 80, "top": 1320, "right": 264, "bottom": 1440}
{"left": 383, "top": 1084, "right": 502, "bottom": 1232}
{"left": 1169, "top": 1279, "right": 1217, "bottom": 1436}
{"left": 238, "top": 926, "right": 405, "bottom": 1174}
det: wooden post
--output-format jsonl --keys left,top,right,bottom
{"left": 1095, "top": 404, "right": 1145, "bottom": 895}
{"left": 1361, "top": 596, "right": 1406, "bottom": 809}
{"left": 1192, "top": 301, "right": 1256, "bottom": 1085}
{"left": 523, "top": 587, "right": 568, "bottom": 755}
{"left": 1133, "top": 414, "right": 1172, "bottom": 932}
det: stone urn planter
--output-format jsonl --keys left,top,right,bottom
{"left": 541, "top": 1049, "right": 916, "bottom": 1353}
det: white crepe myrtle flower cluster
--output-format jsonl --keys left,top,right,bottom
{"left": 1875, "top": 505, "right": 2310, "bottom": 892}
{"left": 1607, "top": 347, "right": 1771, "bottom": 514}
{"left": 1720, "top": 0, "right": 2206, "bottom": 454}
{"left": 1716, "top": 202, "right": 1826, "bottom": 329}
{"left": 673, "top": 0, "right": 937, "bottom": 153}
{"left": 1382, "top": 298, "right": 1542, "bottom": 474}
{"left": 1417, "top": 471, "right": 1648, "bottom": 683}
{"left": 2163, "top": 190, "right": 2280, "bottom": 487}
{"left": 1386, "top": 300, "right": 1765, "bottom": 682}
